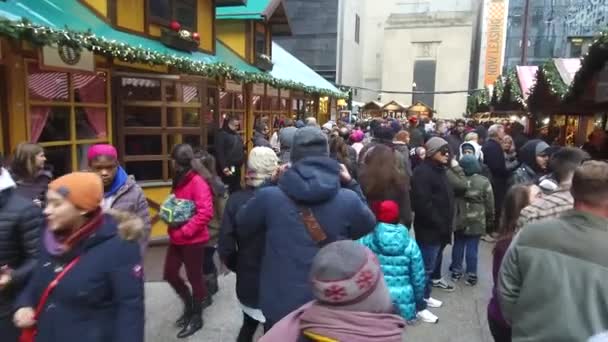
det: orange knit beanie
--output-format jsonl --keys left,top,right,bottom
{"left": 49, "top": 172, "right": 103, "bottom": 212}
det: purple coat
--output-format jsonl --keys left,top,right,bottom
{"left": 488, "top": 238, "right": 512, "bottom": 328}
{"left": 108, "top": 176, "right": 151, "bottom": 255}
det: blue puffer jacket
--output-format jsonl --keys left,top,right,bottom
{"left": 359, "top": 222, "right": 426, "bottom": 321}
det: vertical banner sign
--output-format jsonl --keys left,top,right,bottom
{"left": 483, "top": 0, "right": 507, "bottom": 86}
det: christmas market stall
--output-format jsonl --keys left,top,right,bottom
{"left": 382, "top": 100, "right": 408, "bottom": 119}
{"left": 360, "top": 101, "right": 384, "bottom": 119}
{"left": 406, "top": 101, "right": 434, "bottom": 121}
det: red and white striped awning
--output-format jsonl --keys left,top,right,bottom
{"left": 27, "top": 72, "right": 100, "bottom": 100}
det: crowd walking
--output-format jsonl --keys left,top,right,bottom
{"left": 0, "top": 115, "right": 608, "bottom": 342}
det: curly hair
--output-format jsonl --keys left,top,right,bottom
{"left": 359, "top": 144, "right": 407, "bottom": 201}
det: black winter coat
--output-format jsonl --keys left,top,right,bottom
{"left": 0, "top": 189, "right": 43, "bottom": 318}
{"left": 411, "top": 160, "right": 455, "bottom": 245}
{"left": 217, "top": 188, "right": 263, "bottom": 308}
{"left": 482, "top": 139, "right": 509, "bottom": 212}
{"left": 215, "top": 127, "right": 245, "bottom": 170}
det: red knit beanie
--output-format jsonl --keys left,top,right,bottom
{"left": 371, "top": 200, "right": 400, "bottom": 223}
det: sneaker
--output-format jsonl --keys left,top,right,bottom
{"left": 451, "top": 271, "right": 463, "bottom": 282}
{"left": 417, "top": 309, "right": 439, "bottom": 324}
{"left": 425, "top": 297, "right": 443, "bottom": 308}
{"left": 432, "top": 278, "right": 455, "bottom": 292}
{"left": 465, "top": 275, "right": 478, "bottom": 286}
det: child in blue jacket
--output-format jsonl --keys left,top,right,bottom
{"left": 359, "top": 200, "right": 433, "bottom": 324}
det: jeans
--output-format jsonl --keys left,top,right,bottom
{"left": 431, "top": 242, "right": 447, "bottom": 281}
{"left": 450, "top": 232, "right": 481, "bottom": 275}
{"left": 418, "top": 243, "right": 442, "bottom": 303}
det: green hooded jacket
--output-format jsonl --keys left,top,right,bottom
{"left": 454, "top": 173, "right": 495, "bottom": 236}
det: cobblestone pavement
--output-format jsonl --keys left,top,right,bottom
{"left": 144, "top": 241, "right": 495, "bottom": 342}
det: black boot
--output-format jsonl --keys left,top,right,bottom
{"left": 205, "top": 273, "right": 219, "bottom": 296}
{"left": 175, "top": 292, "right": 193, "bottom": 328}
{"left": 201, "top": 294, "right": 213, "bottom": 309}
{"left": 177, "top": 301, "right": 203, "bottom": 339}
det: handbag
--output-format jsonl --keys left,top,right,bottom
{"left": 160, "top": 194, "right": 196, "bottom": 226}
{"left": 284, "top": 191, "right": 328, "bottom": 247}
{"left": 19, "top": 257, "right": 81, "bottom": 342}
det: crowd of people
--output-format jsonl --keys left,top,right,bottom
{"left": 0, "top": 113, "right": 607, "bottom": 342}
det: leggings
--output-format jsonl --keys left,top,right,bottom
{"left": 163, "top": 243, "right": 208, "bottom": 301}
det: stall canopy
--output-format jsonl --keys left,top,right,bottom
{"left": 554, "top": 58, "right": 582, "bottom": 87}
{"left": 270, "top": 41, "right": 341, "bottom": 94}
{"left": 516, "top": 66, "right": 539, "bottom": 100}
{"left": 382, "top": 100, "right": 408, "bottom": 112}
{"left": 216, "top": 0, "right": 291, "bottom": 35}
{"left": 0, "top": 0, "right": 216, "bottom": 63}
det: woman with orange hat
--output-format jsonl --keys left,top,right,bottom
{"left": 13, "top": 172, "right": 144, "bottom": 342}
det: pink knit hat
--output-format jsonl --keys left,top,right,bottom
{"left": 87, "top": 144, "right": 118, "bottom": 162}
{"left": 349, "top": 129, "right": 364, "bottom": 143}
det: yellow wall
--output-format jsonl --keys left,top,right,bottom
{"left": 216, "top": 20, "right": 248, "bottom": 60}
{"left": 149, "top": 24, "right": 162, "bottom": 37}
{"left": 82, "top": 0, "right": 108, "bottom": 17}
{"left": 142, "top": 186, "right": 172, "bottom": 239}
{"left": 3, "top": 44, "right": 28, "bottom": 148}
{"left": 117, "top": 0, "right": 145, "bottom": 33}
{"left": 198, "top": 0, "right": 215, "bottom": 52}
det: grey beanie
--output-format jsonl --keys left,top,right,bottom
{"left": 535, "top": 141, "right": 550, "bottom": 156}
{"left": 425, "top": 137, "right": 449, "bottom": 157}
{"left": 310, "top": 240, "right": 394, "bottom": 313}
{"left": 290, "top": 126, "right": 329, "bottom": 163}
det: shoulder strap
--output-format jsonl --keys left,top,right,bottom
{"left": 282, "top": 190, "right": 328, "bottom": 247}
{"left": 33, "top": 257, "right": 81, "bottom": 319}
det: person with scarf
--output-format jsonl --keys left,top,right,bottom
{"left": 13, "top": 172, "right": 144, "bottom": 342}
{"left": 0, "top": 164, "right": 43, "bottom": 342}
{"left": 218, "top": 146, "right": 279, "bottom": 342}
{"left": 261, "top": 240, "right": 405, "bottom": 342}
{"left": 87, "top": 144, "right": 151, "bottom": 256}
{"left": 164, "top": 144, "right": 214, "bottom": 339}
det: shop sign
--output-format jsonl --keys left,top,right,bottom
{"left": 483, "top": 0, "right": 508, "bottom": 86}
{"left": 252, "top": 83, "right": 265, "bottom": 95}
{"left": 267, "top": 86, "right": 279, "bottom": 97}
{"left": 281, "top": 89, "right": 290, "bottom": 98}
{"left": 595, "top": 64, "right": 608, "bottom": 103}
{"left": 42, "top": 44, "right": 94, "bottom": 72}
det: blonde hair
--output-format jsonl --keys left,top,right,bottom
{"left": 571, "top": 161, "right": 608, "bottom": 205}
{"left": 11, "top": 143, "right": 44, "bottom": 180}
{"left": 464, "top": 132, "right": 478, "bottom": 142}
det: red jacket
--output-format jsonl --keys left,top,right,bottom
{"left": 168, "top": 171, "right": 214, "bottom": 245}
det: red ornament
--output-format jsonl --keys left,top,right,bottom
{"left": 192, "top": 32, "right": 200, "bottom": 41}
{"left": 169, "top": 21, "right": 181, "bottom": 32}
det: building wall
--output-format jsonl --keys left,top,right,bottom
{"left": 503, "top": 0, "right": 608, "bottom": 71}
{"left": 274, "top": 0, "right": 339, "bottom": 82}
{"left": 336, "top": 0, "right": 364, "bottom": 91}
{"left": 382, "top": 12, "right": 474, "bottom": 118}
{"left": 216, "top": 20, "right": 248, "bottom": 59}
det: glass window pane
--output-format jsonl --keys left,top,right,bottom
{"left": 125, "top": 135, "right": 162, "bottom": 155}
{"left": 76, "top": 143, "right": 107, "bottom": 171}
{"left": 125, "top": 161, "right": 163, "bottom": 181}
{"left": 119, "top": 77, "right": 161, "bottom": 101}
{"left": 74, "top": 72, "right": 107, "bottom": 104}
{"left": 220, "top": 92, "right": 231, "bottom": 109}
{"left": 182, "top": 84, "right": 200, "bottom": 103}
{"left": 184, "top": 135, "right": 201, "bottom": 149}
{"left": 281, "top": 98, "right": 288, "bottom": 110}
{"left": 175, "top": 0, "right": 197, "bottom": 29}
{"left": 27, "top": 63, "right": 68, "bottom": 102}
{"left": 34, "top": 107, "right": 70, "bottom": 142}
{"left": 45, "top": 145, "right": 72, "bottom": 176}
{"left": 76, "top": 108, "right": 107, "bottom": 139}
{"left": 235, "top": 93, "right": 245, "bottom": 110}
{"left": 252, "top": 96, "right": 262, "bottom": 111}
{"left": 168, "top": 108, "right": 200, "bottom": 127}
{"left": 124, "top": 107, "right": 162, "bottom": 127}
{"left": 150, "top": 0, "right": 171, "bottom": 20}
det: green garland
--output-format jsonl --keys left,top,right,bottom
{"left": 565, "top": 28, "right": 608, "bottom": 102}
{"left": 541, "top": 60, "right": 569, "bottom": 98}
{"left": 466, "top": 87, "right": 491, "bottom": 114}
{"left": 506, "top": 69, "right": 524, "bottom": 105}
{"left": 0, "top": 18, "right": 347, "bottom": 98}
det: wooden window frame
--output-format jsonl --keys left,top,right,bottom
{"left": 24, "top": 59, "right": 112, "bottom": 174}
{"left": 147, "top": 0, "right": 198, "bottom": 31}
{"left": 116, "top": 76, "right": 208, "bottom": 182}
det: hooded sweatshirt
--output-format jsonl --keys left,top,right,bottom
{"left": 509, "top": 139, "right": 549, "bottom": 186}
{"left": 235, "top": 156, "right": 376, "bottom": 325}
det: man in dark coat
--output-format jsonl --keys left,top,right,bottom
{"left": 236, "top": 127, "right": 376, "bottom": 329}
{"left": 0, "top": 167, "right": 43, "bottom": 342}
{"left": 482, "top": 124, "right": 509, "bottom": 238}
{"left": 446, "top": 119, "right": 465, "bottom": 157}
{"left": 252, "top": 122, "right": 271, "bottom": 148}
{"left": 411, "top": 137, "right": 455, "bottom": 317}
{"left": 509, "top": 122, "right": 528, "bottom": 154}
{"left": 408, "top": 117, "right": 425, "bottom": 148}
{"left": 215, "top": 116, "right": 245, "bottom": 193}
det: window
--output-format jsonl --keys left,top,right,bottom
{"left": 149, "top": 0, "right": 197, "bottom": 30}
{"left": 355, "top": 14, "right": 360, "bottom": 44}
{"left": 254, "top": 22, "right": 268, "bottom": 56}
{"left": 26, "top": 62, "right": 110, "bottom": 176}
{"left": 117, "top": 77, "right": 208, "bottom": 182}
